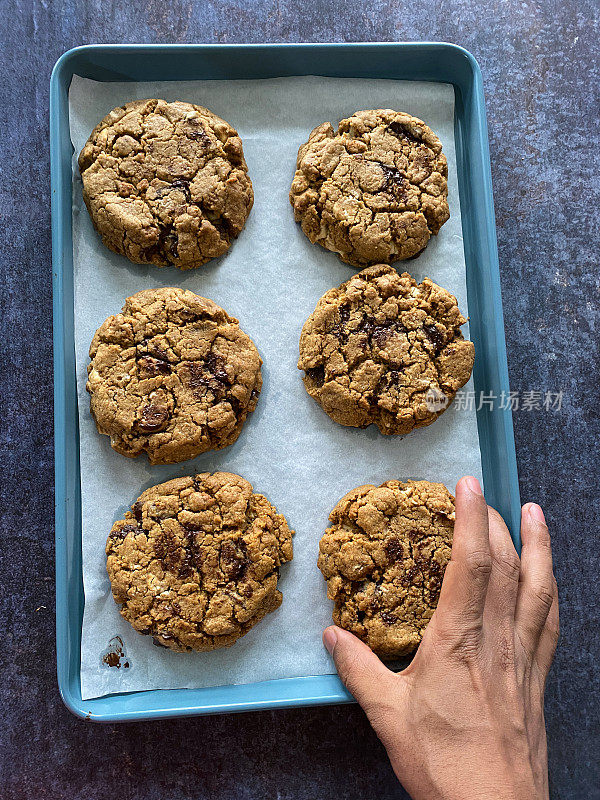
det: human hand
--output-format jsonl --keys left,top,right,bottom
{"left": 323, "top": 476, "right": 558, "bottom": 800}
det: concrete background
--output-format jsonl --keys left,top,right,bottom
{"left": 1, "top": 1, "right": 598, "bottom": 798}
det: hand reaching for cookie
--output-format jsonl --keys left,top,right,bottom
{"left": 323, "top": 476, "right": 559, "bottom": 800}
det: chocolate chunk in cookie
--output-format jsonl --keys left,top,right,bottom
{"left": 290, "top": 109, "right": 449, "bottom": 268}
{"left": 298, "top": 265, "right": 474, "bottom": 435}
{"left": 318, "top": 479, "right": 454, "bottom": 658}
{"left": 78, "top": 99, "right": 253, "bottom": 269}
{"left": 106, "top": 472, "right": 294, "bottom": 652}
{"left": 87, "top": 287, "right": 262, "bottom": 464}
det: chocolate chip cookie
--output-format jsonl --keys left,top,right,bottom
{"left": 87, "top": 288, "right": 262, "bottom": 464}
{"left": 318, "top": 479, "right": 454, "bottom": 658}
{"left": 78, "top": 99, "right": 253, "bottom": 269}
{"left": 298, "top": 265, "right": 474, "bottom": 435}
{"left": 290, "top": 109, "right": 449, "bottom": 268}
{"left": 107, "top": 472, "right": 294, "bottom": 652}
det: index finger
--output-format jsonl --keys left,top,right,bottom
{"left": 434, "top": 476, "right": 492, "bottom": 639}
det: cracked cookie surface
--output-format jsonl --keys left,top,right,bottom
{"left": 318, "top": 479, "right": 454, "bottom": 658}
{"left": 290, "top": 109, "right": 449, "bottom": 268}
{"left": 298, "top": 265, "right": 474, "bottom": 435}
{"left": 78, "top": 99, "right": 253, "bottom": 269}
{"left": 87, "top": 287, "right": 262, "bottom": 464}
{"left": 106, "top": 472, "right": 294, "bottom": 652}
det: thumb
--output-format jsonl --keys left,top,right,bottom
{"left": 324, "top": 625, "right": 395, "bottom": 710}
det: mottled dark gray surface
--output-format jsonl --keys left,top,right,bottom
{"left": 1, "top": 1, "right": 598, "bottom": 798}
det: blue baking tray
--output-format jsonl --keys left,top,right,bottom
{"left": 51, "top": 42, "right": 520, "bottom": 722}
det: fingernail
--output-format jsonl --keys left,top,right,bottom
{"left": 464, "top": 476, "right": 483, "bottom": 495}
{"left": 528, "top": 503, "right": 546, "bottom": 524}
{"left": 323, "top": 626, "right": 338, "bottom": 655}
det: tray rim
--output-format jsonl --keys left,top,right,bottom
{"left": 51, "top": 40, "right": 521, "bottom": 722}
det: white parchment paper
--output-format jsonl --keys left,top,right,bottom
{"left": 69, "top": 75, "right": 483, "bottom": 700}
